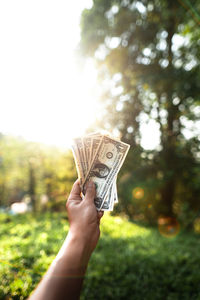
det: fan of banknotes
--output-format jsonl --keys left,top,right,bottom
{"left": 71, "top": 132, "right": 130, "bottom": 211}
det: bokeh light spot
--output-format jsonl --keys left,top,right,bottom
{"left": 158, "top": 217, "right": 180, "bottom": 238}
{"left": 132, "top": 187, "right": 144, "bottom": 199}
{"left": 194, "top": 218, "right": 200, "bottom": 234}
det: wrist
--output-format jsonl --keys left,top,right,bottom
{"left": 52, "top": 231, "right": 92, "bottom": 278}
{"left": 67, "top": 229, "right": 93, "bottom": 253}
{"left": 58, "top": 230, "right": 93, "bottom": 262}
{"left": 68, "top": 226, "right": 95, "bottom": 247}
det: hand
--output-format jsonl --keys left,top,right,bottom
{"left": 66, "top": 179, "right": 104, "bottom": 253}
{"left": 29, "top": 180, "right": 103, "bottom": 300}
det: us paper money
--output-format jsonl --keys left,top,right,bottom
{"left": 72, "top": 132, "right": 130, "bottom": 211}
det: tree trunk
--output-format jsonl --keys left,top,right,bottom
{"left": 28, "top": 162, "right": 36, "bottom": 211}
{"left": 159, "top": 2, "right": 177, "bottom": 217}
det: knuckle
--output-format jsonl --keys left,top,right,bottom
{"left": 66, "top": 200, "right": 70, "bottom": 210}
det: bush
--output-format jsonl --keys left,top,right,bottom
{"left": 0, "top": 213, "right": 200, "bottom": 299}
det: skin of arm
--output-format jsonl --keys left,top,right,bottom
{"left": 29, "top": 180, "right": 104, "bottom": 300}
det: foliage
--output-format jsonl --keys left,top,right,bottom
{"left": 80, "top": 0, "right": 200, "bottom": 220}
{"left": 0, "top": 133, "right": 76, "bottom": 210}
{"left": 0, "top": 212, "right": 200, "bottom": 299}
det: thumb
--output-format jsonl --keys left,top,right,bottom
{"left": 84, "top": 181, "right": 96, "bottom": 203}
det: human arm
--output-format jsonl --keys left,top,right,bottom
{"left": 29, "top": 180, "right": 103, "bottom": 300}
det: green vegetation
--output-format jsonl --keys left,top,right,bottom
{"left": 1, "top": 1, "right": 200, "bottom": 299}
{"left": 80, "top": 0, "right": 200, "bottom": 220}
{"left": 0, "top": 134, "right": 76, "bottom": 210}
{"left": 0, "top": 212, "right": 200, "bottom": 300}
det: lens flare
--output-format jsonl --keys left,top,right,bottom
{"left": 158, "top": 217, "right": 180, "bottom": 238}
{"left": 132, "top": 187, "right": 144, "bottom": 199}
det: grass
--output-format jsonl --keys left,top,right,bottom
{"left": 0, "top": 212, "right": 200, "bottom": 300}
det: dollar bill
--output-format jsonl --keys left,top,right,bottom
{"left": 82, "top": 135, "right": 130, "bottom": 210}
{"left": 71, "top": 143, "right": 83, "bottom": 184}
{"left": 101, "top": 186, "right": 114, "bottom": 211}
{"left": 113, "top": 179, "right": 118, "bottom": 203}
{"left": 72, "top": 138, "right": 87, "bottom": 184}
{"left": 101, "top": 178, "right": 117, "bottom": 211}
{"left": 90, "top": 135, "right": 102, "bottom": 165}
{"left": 82, "top": 136, "right": 92, "bottom": 171}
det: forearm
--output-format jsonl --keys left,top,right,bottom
{"left": 29, "top": 231, "right": 92, "bottom": 300}
{"left": 29, "top": 180, "right": 103, "bottom": 300}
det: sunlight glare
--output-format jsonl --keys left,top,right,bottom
{"left": 140, "top": 120, "right": 161, "bottom": 150}
{"left": 0, "top": 0, "right": 98, "bottom": 148}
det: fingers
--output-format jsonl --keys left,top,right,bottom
{"left": 98, "top": 211, "right": 104, "bottom": 220}
{"left": 84, "top": 181, "right": 96, "bottom": 203}
{"left": 97, "top": 211, "right": 104, "bottom": 225}
{"left": 68, "top": 179, "right": 82, "bottom": 201}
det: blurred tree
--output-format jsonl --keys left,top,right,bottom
{"left": 80, "top": 0, "right": 200, "bottom": 220}
{"left": 0, "top": 134, "right": 76, "bottom": 211}
{"left": 28, "top": 159, "right": 36, "bottom": 211}
{"left": 0, "top": 134, "right": 28, "bottom": 206}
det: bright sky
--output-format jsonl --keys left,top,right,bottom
{"left": 1, "top": 1, "right": 192, "bottom": 151}
{"left": 0, "top": 0, "right": 99, "bottom": 148}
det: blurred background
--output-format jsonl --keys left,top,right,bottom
{"left": 0, "top": 0, "right": 200, "bottom": 299}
